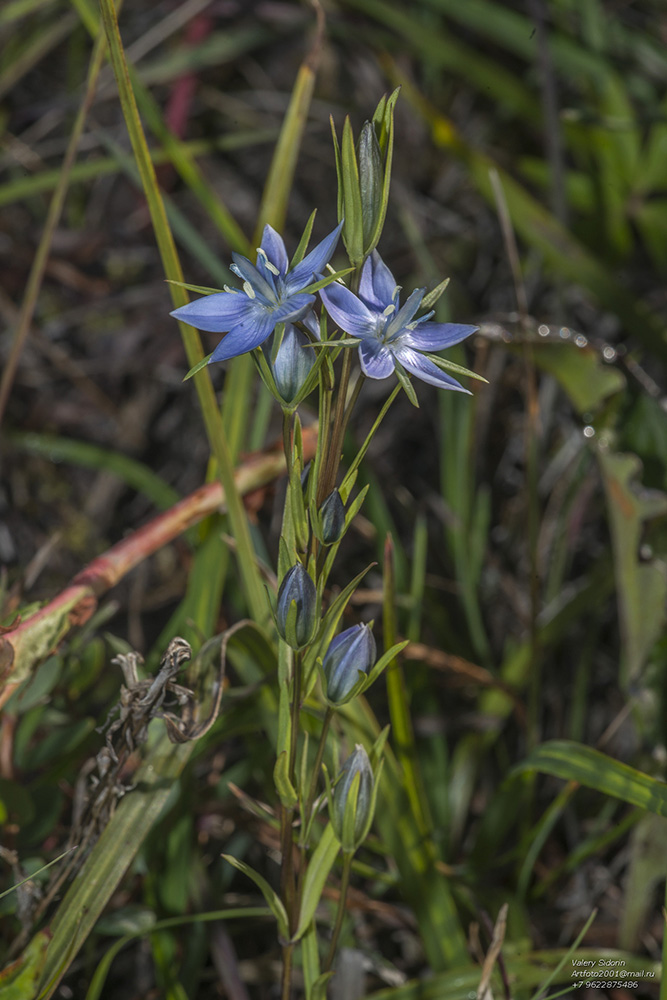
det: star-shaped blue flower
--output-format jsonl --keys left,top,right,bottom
{"left": 171, "top": 222, "right": 342, "bottom": 364}
{"left": 320, "top": 251, "right": 477, "bottom": 392}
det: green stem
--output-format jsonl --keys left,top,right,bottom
{"left": 317, "top": 346, "right": 353, "bottom": 504}
{"left": 283, "top": 408, "right": 294, "bottom": 479}
{"left": 324, "top": 851, "right": 353, "bottom": 971}
{"left": 303, "top": 707, "right": 334, "bottom": 839}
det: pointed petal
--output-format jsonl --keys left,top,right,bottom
{"left": 254, "top": 251, "right": 279, "bottom": 297}
{"left": 273, "top": 293, "right": 316, "bottom": 324}
{"left": 286, "top": 221, "right": 343, "bottom": 292}
{"left": 171, "top": 292, "right": 251, "bottom": 333}
{"left": 230, "top": 253, "right": 275, "bottom": 303}
{"left": 320, "top": 283, "right": 378, "bottom": 339}
{"left": 359, "top": 250, "right": 396, "bottom": 310}
{"left": 301, "top": 310, "right": 321, "bottom": 341}
{"left": 385, "top": 287, "right": 426, "bottom": 340}
{"left": 208, "top": 309, "right": 276, "bottom": 363}
{"left": 394, "top": 346, "right": 470, "bottom": 392}
{"left": 358, "top": 340, "right": 395, "bottom": 379}
{"left": 404, "top": 322, "right": 478, "bottom": 351}
{"left": 260, "top": 225, "right": 289, "bottom": 275}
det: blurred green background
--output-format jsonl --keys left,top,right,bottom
{"left": 1, "top": 0, "right": 666, "bottom": 997}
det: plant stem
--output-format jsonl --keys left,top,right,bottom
{"left": 324, "top": 851, "right": 353, "bottom": 971}
{"left": 283, "top": 408, "right": 293, "bottom": 479}
{"left": 303, "top": 707, "right": 334, "bottom": 838}
{"left": 317, "top": 346, "right": 353, "bottom": 504}
{"left": 281, "top": 941, "right": 294, "bottom": 1000}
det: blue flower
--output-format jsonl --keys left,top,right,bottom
{"left": 320, "top": 251, "right": 477, "bottom": 391}
{"left": 171, "top": 223, "right": 342, "bottom": 364}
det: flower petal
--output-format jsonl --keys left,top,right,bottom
{"left": 403, "top": 322, "right": 478, "bottom": 352}
{"left": 394, "top": 346, "right": 470, "bottom": 392}
{"left": 272, "top": 293, "right": 316, "bottom": 324}
{"left": 358, "top": 250, "right": 396, "bottom": 310}
{"left": 208, "top": 308, "right": 276, "bottom": 363}
{"left": 286, "top": 221, "right": 343, "bottom": 293}
{"left": 358, "top": 340, "right": 395, "bottom": 379}
{"left": 301, "top": 310, "right": 321, "bottom": 340}
{"left": 170, "top": 292, "right": 251, "bottom": 333}
{"left": 230, "top": 253, "right": 276, "bottom": 303}
{"left": 385, "top": 287, "right": 426, "bottom": 340}
{"left": 260, "top": 225, "right": 289, "bottom": 275}
{"left": 320, "top": 282, "right": 378, "bottom": 339}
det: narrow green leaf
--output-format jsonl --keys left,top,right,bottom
{"left": 302, "top": 268, "right": 355, "bottom": 294}
{"left": 99, "top": 0, "right": 268, "bottom": 625}
{"left": 340, "top": 116, "right": 364, "bottom": 265}
{"left": 221, "top": 856, "right": 289, "bottom": 938}
{"left": 165, "top": 280, "right": 224, "bottom": 296}
{"left": 183, "top": 355, "right": 214, "bottom": 381}
{"left": 291, "top": 209, "right": 318, "bottom": 268}
{"left": 421, "top": 277, "right": 450, "bottom": 310}
{"left": 274, "top": 749, "right": 298, "bottom": 808}
{"left": 426, "top": 354, "right": 488, "bottom": 382}
{"left": 294, "top": 824, "right": 340, "bottom": 940}
{"left": 393, "top": 359, "right": 419, "bottom": 407}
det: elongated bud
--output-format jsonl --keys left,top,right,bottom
{"left": 322, "top": 624, "right": 376, "bottom": 705}
{"left": 319, "top": 488, "right": 346, "bottom": 546}
{"left": 276, "top": 563, "right": 318, "bottom": 649}
{"left": 272, "top": 325, "right": 316, "bottom": 403}
{"left": 331, "top": 88, "right": 399, "bottom": 267}
{"left": 358, "top": 122, "right": 383, "bottom": 250}
{"left": 331, "top": 744, "right": 374, "bottom": 853}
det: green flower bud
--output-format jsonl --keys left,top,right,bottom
{"left": 276, "top": 563, "right": 318, "bottom": 649}
{"left": 331, "top": 744, "right": 374, "bottom": 853}
{"left": 357, "top": 122, "right": 383, "bottom": 250}
{"left": 330, "top": 88, "right": 400, "bottom": 267}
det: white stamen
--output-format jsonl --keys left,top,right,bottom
{"left": 382, "top": 304, "right": 395, "bottom": 318}
{"left": 243, "top": 280, "right": 256, "bottom": 299}
{"left": 223, "top": 285, "right": 238, "bottom": 294}
{"left": 256, "top": 247, "right": 280, "bottom": 275}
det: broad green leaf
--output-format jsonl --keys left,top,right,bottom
{"left": 0, "top": 930, "right": 50, "bottom": 998}
{"left": 516, "top": 740, "right": 667, "bottom": 816}
{"left": 619, "top": 813, "right": 667, "bottom": 951}
{"left": 532, "top": 343, "right": 625, "bottom": 414}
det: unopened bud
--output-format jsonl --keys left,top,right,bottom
{"left": 272, "top": 324, "right": 316, "bottom": 403}
{"left": 276, "top": 563, "right": 318, "bottom": 649}
{"left": 322, "top": 624, "right": 376, "bottom": 705}
{"left": 357, "top": 122, "right": 383, "bottom": 249}
{"left": 331, "top": 744, "right": 375, "bottom": 853}
{"left": 319, "top": 489, "right": 346, "bottom": 545}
